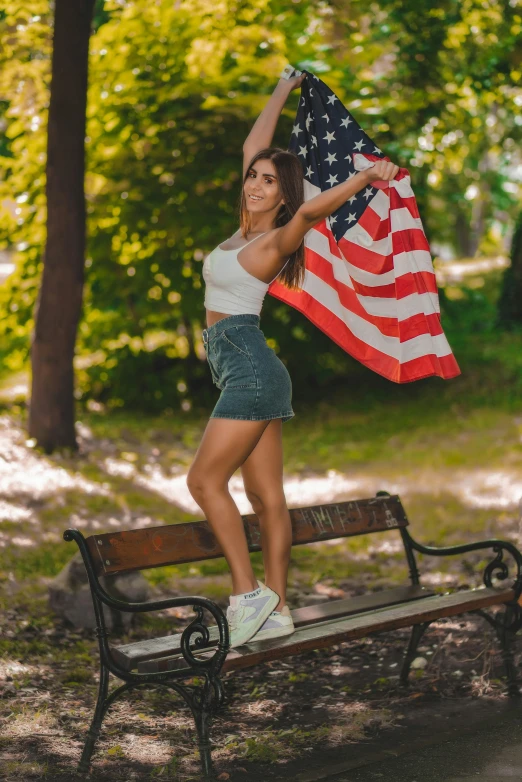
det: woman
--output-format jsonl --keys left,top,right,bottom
{"left": 187, "top": 71, "right": 399, "bottom": 648}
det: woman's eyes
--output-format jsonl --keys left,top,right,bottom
{"left": 249, "top": 172, "right": 272, "bottom": 183}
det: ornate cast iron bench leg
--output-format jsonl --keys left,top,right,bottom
{"left": 193, "top": 685, "right": 215, "bottom": 779}
{"left": 400, "top": 621, "right": 432, "bottom": 685}
{"left": 78, "top": 656, "right": 109, "bottom": 773}
{"left": 473, "top": 603, "right": 522, "bottom": 698}
{"left": 77, "top": 676, "right": 224, "bottom": 779}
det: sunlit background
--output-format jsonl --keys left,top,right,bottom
{"left": 0, "top": 1, "right": 522, "bottom": 777}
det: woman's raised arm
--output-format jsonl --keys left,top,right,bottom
{"left": 242, "top": 72, "right": 306, "bottom": 160}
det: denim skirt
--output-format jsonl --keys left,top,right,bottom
{"left": 202, "top": 314, "right": 295, "bottom": 423}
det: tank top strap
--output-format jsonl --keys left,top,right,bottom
{"left": 241, "top": 231, "right": 267, "bottom": 249}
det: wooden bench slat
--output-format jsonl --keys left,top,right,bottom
{"left": 87, "top": 495, "right": 408, "bottom": 576}
{"left": 136, "top": 587, "right": 515, "bottom": 675}
{"left": 110, "top": 585, "right": 434, "bottom": 671}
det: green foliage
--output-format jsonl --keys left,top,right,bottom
{"left": 105, "top": 744, "right": 125, "bottom": 758}
{"left": 287, "top": 671, "right": 310, "bottom": 682}
{"left": 149, "top": 756, "right": 180, "bottom": 778}
{"left": 0, "top": 540, "right": 72, "bottom": 581}
{"left": 0, "top": 0, "right": 521, "bottom": 409}
{"left": 233, "top": 725, "right": 331, "bottom": 763}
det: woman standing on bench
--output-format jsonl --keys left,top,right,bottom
{"left": 186, "top": 68, "right": 399, "bottom": 648}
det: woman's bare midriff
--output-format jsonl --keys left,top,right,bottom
{"left": 205, "top": 310, "right": 237, "bottom": 328}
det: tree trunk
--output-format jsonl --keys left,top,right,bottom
{"left": 455, "top": 209, "right": 473, "bottom": 258}
{"left": 497, "top": 211, "right": 522, "bottom": 329}
{"left": 468, "top": 150, "right": 492, "bottom": 258}
{"left": 28, "top": 0, "right": 95, "bottom": 452}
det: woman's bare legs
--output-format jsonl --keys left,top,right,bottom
{"left": 240, "top": 418, "right": 291, "bottom": 611}
{"left": 186, "top": 417, "right": 271, "bottom": 596}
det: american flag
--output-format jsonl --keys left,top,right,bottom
{"left": 267, "top": 70, "right": 461, "bottom": 383}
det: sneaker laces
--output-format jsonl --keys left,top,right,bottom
{"left": 226, "top": 605, "right": 245, "bottom": 631}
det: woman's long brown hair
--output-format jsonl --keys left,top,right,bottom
{"left": 239, "top": 147, "right": 305, "bottom": 291}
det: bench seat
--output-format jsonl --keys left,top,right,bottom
{"left": 110, "top": 584, "right": 435, "bottom": 672}
{"left": 135, "top": 586, "right": 514, "bottom": 675}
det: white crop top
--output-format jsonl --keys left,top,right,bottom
{"left": 202, "top": 232, "right": 290, "bottom": 316}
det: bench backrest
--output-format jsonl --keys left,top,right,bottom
{"left": 86, "top": 494, "right": 408, "bottom": 577}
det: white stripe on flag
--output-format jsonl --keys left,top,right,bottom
{"left": 303, "top": 178, "right": 321, "bottom": 201}
{"left": 358, "top": 291, "right": 441, "bottom": 320}
{"left": 394, "top": 249, "right": 436, "bottom": 278}
{"left": 391, "top": 175, "right": 415, "bottom": 199}
{"left": 390, "top": 207, "right": 425, "bottom": 234}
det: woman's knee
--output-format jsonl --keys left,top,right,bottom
{"left": 187, "top": 469, "right": 225, "bottom": 503}
{"left": 186, "top": 469, "right": 206, "bottom": 501}
{"left": 245, "top": 489, "right": 287, "bottom": 517}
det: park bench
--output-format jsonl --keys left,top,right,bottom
{"left": 65, "top": 490, "right": 522, "bottom": 779}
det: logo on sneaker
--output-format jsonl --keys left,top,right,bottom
{"left": 242, "top": 587, "right": 262, "bottom": 600}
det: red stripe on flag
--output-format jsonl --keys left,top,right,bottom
{"left": 394, "top": 270, "right": 439, "bottom": 298}
{"left": 399, "top": 312, "right": 444, "bottom": 342}
{"left": 350, "top": 271, "right": 438, "bottom": 299}
{"left": 392, "top": 228, "right": 431, "bottom": 255}
{"left": 338, "top": 237, "right": 395, "bottom": 274}
{"left": 357, "top": 204, "right": 390, "bottom": 239}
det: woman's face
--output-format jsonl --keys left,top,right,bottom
{"left": 244, "top": 159, "right": 284, "bottom": 214}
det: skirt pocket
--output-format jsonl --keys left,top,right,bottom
{"left": 215, "top": 329, "right": 257, "bottom": 389}
{"left": 221, "top": 327, "right": 250, "bottom": 357}
{"left": 204, "top": 341, "right": 223, "bottom": 389}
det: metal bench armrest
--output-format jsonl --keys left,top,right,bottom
{"left": 402, "top": 528, "right": 522, "bottom": 600}
{"left": 64, "top": 528, "right": 229, "bottom": 672}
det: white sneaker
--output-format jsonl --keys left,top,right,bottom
{"left": 226, "top": 580, "right": 280, "bottom": 648}
{"left": 250, "top": 605, "right": 295, "bottom": 641}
